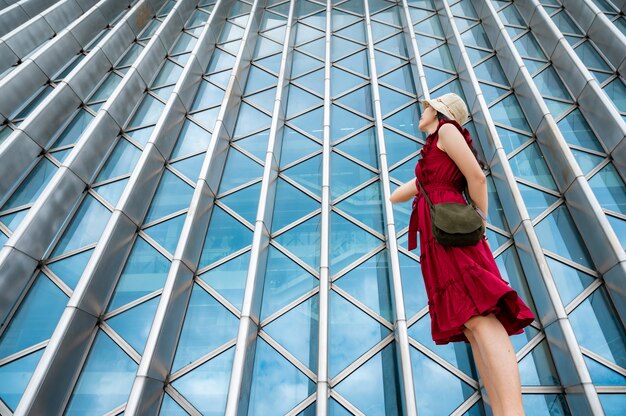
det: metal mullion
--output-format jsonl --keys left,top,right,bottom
{"left": 331, "top": 100, "right": 375, "bottom": 121}
{"left": 196, "top": 245, "right": 251, "bottom": 275}
{"left": 362, "top": 1, "right": 417, "bottom": 414}
{"left": 222, "top": 0, "right": 296, "bottom": 413}
{"left": 285, "top": 393, "right": 317, "bottom": 416}
{"left": 194, "top": 274, "right": 243, "bottom": 318}
{"left": 213, "top": 199, "right": 257, "bottom": 230}
{"left": 99, "top": 322, "right": 142, "bottom": 364}
{"left": 460, "top": 1, "right": 606, "bottom": 413}
{"left": 258, "top": 330, "right": 317, "bottom": 381}
{"left": 329, "top": 391, "right": 366, "bottom": 416}
{"left": 103, "top": 289, "right": 164, "bottom": 320}
{"left": 542, "top": 247, "right": 601, "bottom": 277}
{"left": 163, "top": 384, "right": 204, "bottom": 416}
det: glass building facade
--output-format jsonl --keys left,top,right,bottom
{"left": 0, "top": 0, "right": 625, "bottom": 414}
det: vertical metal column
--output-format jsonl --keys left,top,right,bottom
{"left": 223, "top": 0, "right": 297, "bottom": 414}
{"left": 362, "top": 1, "right": 417, "bottom": 414}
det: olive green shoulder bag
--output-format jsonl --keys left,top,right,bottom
{"left": 416, "top": 178, "right": 485, "bottom": 246}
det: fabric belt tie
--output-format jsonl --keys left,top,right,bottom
{"left": 408, "top": 181, "right": 462, "bottom": 251}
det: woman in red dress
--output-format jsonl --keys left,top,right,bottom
{"left": 390, "top": 93, "right": 535, "bottom": 416}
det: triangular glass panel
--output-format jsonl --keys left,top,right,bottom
{"left": 330, "top": 105, "right": 370, "bottom": 142}
{"left": 509, "top": 143, "right": 557, "bottom": 190}
{"left": 159, "top": 394, "right": 187, "bottom": 414}
{"left": 220, "top": 181, "right": 262, "bottom": 225}
{"left": 144, "top": 170, "right": 194, "bottom": 224}
{"left": 286, "top": 85, "right": 322, "bottom": 118}
{"left": 588, "top": 163, "right": 626, "bottom": 215}
{"left": 108, "top": 238, "right": 170, "bottom": 311}
{"left": 336, "top": 21, "right": 365, "bottom": 43}
{"left": 423, "top": 65, "right": 454, "bottom": 91}
{"left": 283, "top": 154, "right": 323, "bottom": 196}
{"left": 480, "top": 82, "right": 510, "bottom": 106}
{"left": 557, "top": 108, "right": 602, "bottom": 151}
{"left": 370, "top": 21, "right": 397, "bottom": 42}
{"left": 413, "top": 15, "right": 443, "bottom": 38}
{"left": 543, "top": 98, "right": 573, "bottom": 120}
{"left": 336, "top": 85, "right": 372, "bottom": 117}
{"left": 171, "top": 285, "right": 238, "bottom": 371}
{"left": 584, "top": 355, "right": 626, "bottom": 385}
{"left": 522, "top": 58, "right": 547, "bottom": 76}
{"left": 383, "top": 128, "right": 419, "bottom": 166}
{"left": 272, "top": 179, "right": 319, "bottom": 232}
{"left": 335, "top": 50, "right": 369, "bottom": 76}
{"left": 263, "top": 25, "right": 287, "bottom": 44}
{"left": 335, "top": 127, "right": 378, "bottom": 168}
{"left": 0, "top": 209, "right": 28, "bottom": 232}
{"left": 254, "top": 36, "right": 283, "bottom": 58}
{"left": 199, "top": 250, "right": 250, "bottom": 311}
{"left": 96, "top": 138, "right": 142, "bottom": 182}
{"left": 172, "top": 348, "right": 234, "bottom": 414}
{"left": 264, "top": 295, "right": 319, "bottom": 370}
{"left": 464, "top": 45, "right": 493, "bottom": 63}
{"left": 518, "top": 340, "right": 561, "bottom": 385}
{"left": 330, "top": 152, "right": 376, "bottom": 199}
{"left": 300, "top": 11, "right": 326, "bottom": 31}
{"left": 374, "top": 50, "right": 404, "bottom": 74}
{"left": 248, "top": 339, "right": 316, "bottom": 414}
{"left": 334, "top": 251, "right": 391, "bottom": 321}
{"left": 199, "top": 206, "right": 252, "bottom": 268}
{"left": 460, "top": 25, "right": 492, "bottom": 49}
{"left": 256, "top": 52, "right": 283, "bottom": 74}
{"left": 330, "top": 67, "right": 366, "bottom": 97}
{"left": 474, "top": 56, "right": 508, "bottom": 85}
{"left": 379, "top": 85, "right": 413, "bottom": 116}
{"left": 233, "top": 103, "right": 271, "bottom": 137}
{"left": 336, "top": 181, "right": 384, "bottom": 234}
{"left": 295, "top": 23, "right": 324, "bottom": 45}
{"left": 280, "top": 126, "right": 321, "bottom": 166}
{"left": 293, "top": 68, "right": 325, "bottom": 95}
{"left": 291, "top": 51, "right": 323, "bottom": 78}
{"left": 299, "top": 37, "right": 326, "bottom": 60}
{"left": 289, "top": 107, "right": 324, "bottom": 140}
{"left": 378, "top": 64, "right": 416, "bottom": 94}
{"left": 144, "top": 213, "right": 186, "bottom": 255}
{"left": 235, "top": 130, "right": 270, "bottom": 162}
{"left": 244, "top": 66, "right": 278, "bottom": 94}
{"left": 107, "top": 296, "right": 160, "bottom": 354}
{"left": 332, "top": 10, "right": 361, "bottom": 31}
{"left": 218, "top": 148, "right": 264, "bottom": 193}
{"left": 331, "top": 37, "right": 364, "bottom": 62}
{"left": 490, "top": 94, "right": 531, "bottom": 133}
{"left": 384, "top": 104, "right": 421, "bottom": 138}
{"left": 517, "top": 182, "right": 558, "bottom": 219}
{"left": 171, "top": 153, "right": 205, "bottom": 182}
{"left": 0, "top": 349, "right": 44, "bottom": 411}
{"left": 273, "top": 215, "right": 321, "bottom": 270}
{"left": 191, "top": 106, "right": 220, "bottom": 131}
{"left": 171, "top": 119, "right": 212, "bottom": 160}
{"left": 330, "top": 212, "right": 381, "bottom": 271}
{"left": 328, "top": 291, "right": 390, "bottom": 378}
{"left": 48, "top": 249, "right": 94, "bottom": 289}
{"left": 376, "top": 34, "right": 409, "bottom": 57}
{"left": 333, "top": 343, "right": 401, "bottom": 414}
{"left": 390, "top": 154, "right": 420, "bottom": 183}
{"left": 246, "top": 87, "right": 277, "bottom": 113}
{"left": 545, "top": 257, "right": 594, "bottom": 307}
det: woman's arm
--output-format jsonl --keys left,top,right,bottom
{"left": 389, "top": 178, "right": 418, "bottom": 203}
{"left": 437, "top": 123, "right": 488, "bottom": 222}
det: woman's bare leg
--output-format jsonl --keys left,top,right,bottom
{"left": 463, "top": 327, "right": 502, "bottom": 415}
{"left": 464, "top": 313, "right": 525, "bottom": 416}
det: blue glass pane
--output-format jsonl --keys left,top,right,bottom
{"left": 199, "top": 250, "right": 250, "bottom": 311}
{"left": 199, "top": 206, "right": 253, "bottom": 268}
{"left": 0, "top": 209, "right": 28, "bottom": 232}
{"left": 490, "top": 94, "right": 531, "bottom": 132}
{"left": 570, "top": 148, "right": 604, "bottom": 176}
{"left": 153, "top": 60, "right": 183, "bottom": 87}
{"left": 329, "top": 399, "right": 351, "bottom": 415}
{"left": 517, "top": 182, "right": 558, "bottom": 218}
{"left": 286, "top": 86, "right": 321, "bottom": 118}
{"left": 289, "top": 107, "right": 324, "bottom": 139}
{"left": 126, "top": 126, "right": 154, "bottom": 147}
{"left": 172, "top": 348, "right": 235, "bottom": 414}
{"left": 108, "top": 238, "right": 170, "bottom": 311}
{"left": 336, "top": 182, "right": 384, "bottom": 234}
{"left": 94, "top": 178, "right": 128, "bottom": 207}
{"left": 521, "top": 394, "right": 570, "bottom": 415}
{"left": 513, "top": 33, "right": 545, "bottom": 60}
{"left": 330, "top": 153, "right": 376, "bottom": 199}
{"left": 390, "top": 154, "right": 420, "bottom": 183}
{"left": 604, "top": 78, "right": 626, "bottom": 113}
{"left": 171, "top": 153, "right": 205, "bottom": 182}
{"left": 236, "top": 130, "right": 270, "bottom": 162}
{"left": 329, "top": 291, "right": 390, "bottom": 377}
{"left": 243, "top": 66, "right": 277, "bottom": 95}
{"left": 261, "top": 246, "right": 318, "bottom": 320}
{"left": 293, "top": 68, "right": 324, "bottom": 96}
{"left": 52, "top": 110, "right": 94, "bottom": 149}
{"left": 65, "top": 331, "right": 137, "bottom": 415}
{"left": 220, "top": 182, "right": 262, "bottom": 225}
{"left": 233, "top": 103, "right": 271, "bottom": 137}
{"left": 128, "top": 95, "right": 165, "bottom": 128}
{"left": 50, "top": 148, "right": 73, "bottom": 163}
{"left": 52, "top": 196, "right": 110, "bottom": 257}
{"left": 144, "top": 213, "right": 186, "bottom": 255}
{"left": 534, "top": 205, "right": 594, "bottom": 268}
{"left": 379, "top": 86, "right": 413, "bottom": 116}
{"left": 588, "top": 164, "right": 626, "bottom": 215}
{"left": 377, "top": 33, "right": 409, "bottom": 58}
{"left": 274, "top": 215, "right": 321, "bottom": 269}
{"left": 335, "top": 128, "right": 378, "bottom": 168}
{"left": 336, "top": 85, "right": 372, "bottom": 116}
{"left": 336, "top": 50, "right": 369, "bottom": 76}
{"left": 90, "top": 73, "right": 123, "bottom": 102}
{"left": 248, "top": 338, "right": 315, "bottom": 415}
{"left": 144, "top": 170, "right": 194, "bottom": 224}
{"left": 0, "top": 349, "right": 44, "bottom": 411}
{"left": 518, "top": 340, "right": 561, "bottom": 385}
{"left": 48, "top": 249, "right": 94, "bottom": 289}
{"left": 384, "top": 104, "right": 420, "bottom": 138}
{"left": 96, "top": 139, "right": 141, "bottom": 182}
{"left": 263, "top": 295, "right": 319, "bottom": 371}
{"left": 172, "top": 285, "right": 238, "bottom": 371}
{"left": 480, "top": 82, "right": 509, "bottom": 105}
{"left": 171, "top": 32, "right": 197, "bottom": 55}
{"left": 599, "top": 394, "right": 626, "bottom": 415}
{"left": 336, "top": 22, "right": 365, "bottom": 43}
{"left": 334, "top": 344, "right": 400, "bottom": 415}
{"left": 383, "top": 128, "right": 419, "bottom": 166}
{"left": 379, "top": 65, "right": 415, "bottom": 94}
{"left": 0, "top": 275, "right": 67, "bottom": 359}
{"left": 107, "top": 296, "right": 160, "bottom": 354}
{"left": 497, "top": 126, "right": 529, "bottom": 154}
{"left": 330, "top": 105, "right": 369, "bottom": 142}
{"left": 280, "top": 127, "right": 321, "bottom": 167}
{"left": 218, "top": 148, "right": 264, "bottom": 193}
{"left": 569, "top": 288, "right": 626, "bottom": 368}
{"left": 557, "top": 109, "right": 603, "bottom": 152}
{"left": 509, "top": 143, "right": 557, "bottom": 190}
{"left": 271, "top": 179, "right": 319, "bottom": 232}
{"left": 3, "top": 158, "right": 56, "bottom": 210}
{"left": 283, "top": 154, "right": 323, "bottom": 196}
{"left": 191, "top": 81, "right": 224, "bottom": 113}
{"left": 584, "top": 355, "right": 626, "bottom": 385}
{"left": 291, "top": 51, "right": 323, "bottom": 78}
{"left": 171, "top": 119, "right": 212, "bottom": 160}
{"left": 330, "top": 67, "right": 366, "bottom": 97}
{"left": 606, "top": 214, "right": 626, "bottom": 250}
{"left": 410, "top": 346, "right": 474, "bottom": 414}
{"left": 247, "top": 87, "right": 277, "bottom": 114}
{"left": 534, "top": 67, "right": 571, "bottom": 100}
{"left": 335, "top": 251, "right": 392, "bottom": 321}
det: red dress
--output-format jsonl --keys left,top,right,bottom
{"left": 408, "top": 118, "right": 535, "bottom": 345}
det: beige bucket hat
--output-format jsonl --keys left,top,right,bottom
{"left": 421, "top": 92, "right": 469, "bottom": 125}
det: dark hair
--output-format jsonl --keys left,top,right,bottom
{"left": 436, "top": 111, "right": 488, "bottom": 172}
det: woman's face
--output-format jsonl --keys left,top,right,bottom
{"left": 418, "top": 105, "right": 438, "bottom": 132}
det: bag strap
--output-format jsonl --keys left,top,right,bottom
{"left": 415, "top": 178, "right": 434, "bottom": 209}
